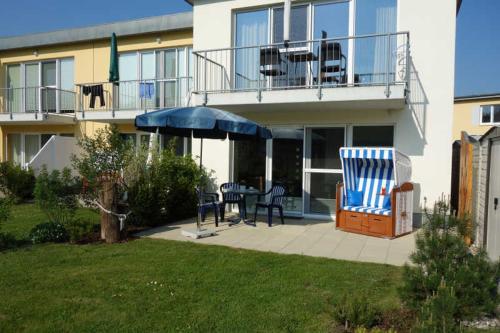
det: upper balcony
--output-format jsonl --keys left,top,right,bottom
{"left": 0, "top": 87, "right": 76, "bottom": 124}
{"left": 192, "top": 32, "right": 409, "bottom": 111}
{"left": 75, "top": 77, "right": 193, "bottom": 121}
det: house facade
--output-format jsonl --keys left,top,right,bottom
{"left": 0, "top": 0, "right": 459, "bottom": 222}
{"left": 453, "top": 93, "right": 500, "bottom": 141}
{"left": 0, "top": 12, "right": 193, "bottom": 167}
{"left": 188, "top": 0, "right": 458, "bottom": 220}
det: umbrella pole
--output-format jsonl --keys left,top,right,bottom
{"left": 197, "top": 138, "right": 203, "bottom": 231}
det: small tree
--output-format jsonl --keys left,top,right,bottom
{"left": 72, "top": 124, "right": 134, "bottom": 243}
{"left": 400, "top": 199, "right": 500, "bottom": 323}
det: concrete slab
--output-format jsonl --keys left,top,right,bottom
{"left": 136, "top": 214, "right": 416, "bottom": 266}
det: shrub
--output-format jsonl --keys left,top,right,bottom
{"left": 0, "top": 197, "right": 16, "bottom": 251}
{"left": 0, "top": 161, "right": 35, "bottom": 202}
{"left": 64, "top": 219, "right": 97, "bottom": 243}
{"left": 29, "top": 222, "right": 68, "bottom": 244}
{"left": 34, "top": 166, "right": 81, "bottom": 225}
{"left": 412, "top": 280, "right": 460, "bottom": 333}
{"left": 125, "top": 140, "right": 206, "bottom": 227}
{"left": 354, "top": 328, "right": 397, "bottom": 333}
{"left": 400, "top": 199, "right": 500, "bottom": 322}
{"left": 333, "top": 295, "right": 381, "bottom": 331}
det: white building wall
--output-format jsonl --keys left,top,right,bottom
{"left": 191, "top": 0, "right": 457, "bottom": 210}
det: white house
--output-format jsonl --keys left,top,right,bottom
{"left": 186, "top": 0, "right": 459, "bottom": 222}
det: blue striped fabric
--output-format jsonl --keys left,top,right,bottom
{"left": 342, "top": 206, "right": 392, "bottom": 216}
{"left": 340, "top": 148, "right": 395, "bottom": 216}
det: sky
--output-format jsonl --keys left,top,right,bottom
{"left": 0, "top": 0, "right": 497, "bottom": 97}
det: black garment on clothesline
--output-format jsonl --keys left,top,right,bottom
{"left": 82, "top": 84, "right": 105, "bottom": 108}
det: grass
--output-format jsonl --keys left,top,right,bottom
{"left": 2, "top": 203, "right": 99, "bottom": 241}
{"left": 0, "top": 204, "right": 404, "bottom": 332}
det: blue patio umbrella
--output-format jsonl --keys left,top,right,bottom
{"left": 135, "top": 106, "right": 272, "bottom": 236}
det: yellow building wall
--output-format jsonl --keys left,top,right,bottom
{"left": 0, "top": 29, "right": 193, "bottom": 162}
{"left": 453, "top": 98, "right": 499, "bottom": 140}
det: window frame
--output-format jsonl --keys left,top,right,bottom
{"left": 480, "top": 104, "right": 500, "bottom": 125}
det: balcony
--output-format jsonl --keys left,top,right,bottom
{"left": 192, "top": 32, "right": 409, "bottom": 110}
{"left": 0, "top": 87, "right": 76, "bottom": 124}
{"left": 75, "top": 77, "right": 193, "bottom": 121}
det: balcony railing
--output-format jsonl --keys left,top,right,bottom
{"left": 76, "top": 77, "right": 193, "bottom": 113}
{"left": 193, "top": 32, "right": 409, "bottom": 99}
{"left": 0, "top": 87, "right": 76, "bottom": 115}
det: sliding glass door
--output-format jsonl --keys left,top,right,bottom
{"left": 271, "top": 128, "right": 304, "bottom": 215}
{"left": 234, "top": 9, "right": 269, "bottom": 90}
{"left": 304, "top": 127, "right": 345, "bottom": 216}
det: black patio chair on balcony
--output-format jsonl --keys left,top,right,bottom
{"left": 253, "top": 184, "right": 287, "bottom": 227}
{"left": 315, "top": 32, "right": 347, "bottom": 85}
{"left": 220, "top": 182, "right": 245, "bottom": 221}
{"left": 259, "top": 47, "right": 286, "bottom": 77}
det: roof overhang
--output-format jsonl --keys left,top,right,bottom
{"left": 457, "top": 0, "right": 463, "bottom": 15}
{"left": 0, "top": 12, "right": 193, "bottom": 52}
{"left": 455, "top": 93, "right": 500, "bottom": 103}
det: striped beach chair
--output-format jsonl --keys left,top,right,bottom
{"left": 336, "top": 147, "right": 413, "bottom": 238}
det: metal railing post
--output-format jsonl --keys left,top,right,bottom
{"left": 405, "top": 33, "right": 411, "bottom": 98}
{"left": 203, "top": 51, "right": 208, "bottom": 105}
{"left": 317, "top": 40, "right": 323, "bottom": 100}
{"left": 385, "top": 34, "right": 391, "bottom": 98}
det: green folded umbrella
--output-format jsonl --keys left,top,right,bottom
{"left": 108, "top": 33, "right": 119, "bottom": 85}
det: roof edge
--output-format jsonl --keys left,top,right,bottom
{"left": 455, "top": 93, "right": 500, "bottom": 102}
{"left": 0, "top": 11, "right": 193, "bottom": 52}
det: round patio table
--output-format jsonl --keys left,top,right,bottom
{"left": 224, "top": 187, "right": 265, "bottom": 226}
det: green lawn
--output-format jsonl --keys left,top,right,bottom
{"left": 2, "top": 203, "right": 100, "bottom": 241}
{"left": 0, "top": 205, "right": 405, "bottom": 332}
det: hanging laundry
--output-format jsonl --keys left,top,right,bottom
{"left": 82, "top": 84, "right": 105, "bottom": 108}
{"left": 140, "top": 82, "right": 155, "bottom": 99}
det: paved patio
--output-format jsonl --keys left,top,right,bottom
{"left": 138, "top": 215, "right": 416, "bottom": 266}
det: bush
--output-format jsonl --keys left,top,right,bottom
{"left": 412, "top": 280, "right": 460, "bottom": 333}
{"left": 29, "top": 222, "right": 68, "bottom": 244}
{"left": 400, "top": 199, "right": 500, "bottom": 322}
{"left": 333, "top": 295, "right": 381, "bottom": 331}
{"left": 34, "top": 167, "right": 81, "bottom": 225}
{"left": 125, "top": 140, "right": 206, "bottom": 227}
{"left": 64, "top": 219, "right": 97, "bottom": 243}
{"left": 0, "top": 197, "right": 16, "bottom": 251}
{"left": 0, "top": 161, "right": 35, "bottom": 202}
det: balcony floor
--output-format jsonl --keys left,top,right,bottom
{"left": 138, "top": 214, "right": 415, "bottom": 266}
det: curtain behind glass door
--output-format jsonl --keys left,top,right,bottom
{"left": 42, "top": 62, "right": 57, "bottom": 113}
{"left": 6, "top": 65, "right": 21, "bottom": 113}
{"left": 119, "top": 53, "right": 138, "bottom": 109}
{"left": 355, "top": 0, "right": 397, "bottom": 85}
{"left": 235, "top": 10, "right": 269, "bottom": 90}
{"left": 60, "top": 59, "right": 74, "bottom": 112}
{"left": 25, "top": 63, "right": 39, "bottom": 113}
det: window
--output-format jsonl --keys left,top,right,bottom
{"left": 120, "top": 133, "right": 190, "bottom": 156}
{"left": 480, "top": 105, "right": 500, "bottom": 125}
{"left": 6, "top": 59, "right": 74, "bottom": 113}
{"left": 272, "top": 5, "right": 308, "bottom": 43}
{"left": 352, "top": 125, "right": 394, "bottom": 147}
{"left": 234, "top": 9, "right": 269, "bottom": 90}
{"left": 6, "top": 133, "right": 55, "bottom": 166}
{"left": 117, "top": 47, "right": 193, "bottom": 110}
{"left": 355, "top": 0, "right": 397, "bottom": 84}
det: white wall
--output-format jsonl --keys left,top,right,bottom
{"left": 28, "top": 136, "right": 80, "bottom": 175}
{"left": 192, "top": 0, "right": 457, "bottom": 209}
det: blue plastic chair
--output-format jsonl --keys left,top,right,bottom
{"left": 220, "top": 183, "right": 245, "bottom": 220}
{"left": 253, "top": 184, "right": 287, "bottom": 227}
{"left": 196, "top": 189, "right": 223, "bottom": 227}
